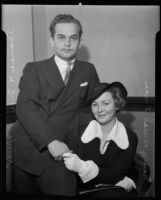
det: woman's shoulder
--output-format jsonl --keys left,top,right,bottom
{"left": 125, "top": 127, "right": 138, "bottom": 145}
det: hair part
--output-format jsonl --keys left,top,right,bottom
{"left": 49, "top": 14, "right": 83, "bottom": 38}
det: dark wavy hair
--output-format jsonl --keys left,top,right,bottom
{"left": 105, "top": 86, "right": 126, "bottom": 113}
{"left": 49, "top": 14, "right": 83, "bottom": 38}
{"left": 90, "top": 84, "right": 127, "bottom": 113}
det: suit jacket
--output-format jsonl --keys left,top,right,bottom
{"left": 77, "top": 125, "right": 138, "bottom": 188}
{"left": 10, "top": 55, "right": 100, "bottom": 195}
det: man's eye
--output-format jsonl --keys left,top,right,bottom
{"left": 103, "top": 102, "right": 109, "bottom": 105}
{"left": 71, "top": 37, "right": 78, "bottom": 41}
{"left": 92, "top": 103, "right": 97, "bottom": 107}
{"left": 58, "top": 36, "right": 65, "bottom": 40}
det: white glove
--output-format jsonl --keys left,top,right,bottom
{"left": 63, "top": 152, "right": 85, "bottom": 174}
{"left": 63, "top": 152, "right": 99, "bottom": 183}
{"left": 115, "top": 176, "right": 136, "bottom": 192}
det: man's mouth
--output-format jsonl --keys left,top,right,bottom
{"left": 62, "top": 49, "right": 72, "bottom": 53}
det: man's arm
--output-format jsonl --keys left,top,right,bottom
{"left": 80, "top": 64, "right": 100, "bottom": 124}
{"left": 88, "top": 64, "right": 100, "bottom": 97}
{"left": 16, "top": 63, "right": 70, "bottom": 156}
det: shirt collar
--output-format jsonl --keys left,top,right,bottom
{"left": 54, "top": 55, "right": 75, "bottom": 73}
{"left": 81, "top": 119, "right": 129, "bottom": 150}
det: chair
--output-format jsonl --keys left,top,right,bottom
{"left": 131, "top": 153, "right": 152, "bottom": 197}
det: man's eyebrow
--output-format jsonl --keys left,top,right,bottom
{"left": 71, "top": 34, "right": 78, "bottom": 37}
{"left": 57, "top": 34, "right": 65, "bottom": 36}
{"left": 56, "top": 33, "right": 78, "bottom": 37}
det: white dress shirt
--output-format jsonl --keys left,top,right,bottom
{"left": 54, "top": 55, "right": 75, "bottom": 81}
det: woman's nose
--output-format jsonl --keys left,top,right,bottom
{"left": 97, "top": 104, "right": 103, "bottom": 112}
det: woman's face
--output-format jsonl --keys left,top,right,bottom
{"left": 91, "top": 91, "right": 117, "bottom": 125}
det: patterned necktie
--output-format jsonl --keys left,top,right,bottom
{"left": 64, "top": 62, "right": 71, "bottom": 84}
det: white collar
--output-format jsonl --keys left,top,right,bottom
{"left": 54, "top": 55, "right": 75, "bottom": 73}
{"left": 81, "top": 119, "right": 129, "bottom": 150}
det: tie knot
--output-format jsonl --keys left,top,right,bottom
{"left": 66, "top": 60, "right": 73, "bottom": 68}
{"left": 66, "top": 62, "right": 71, "bottom": 69}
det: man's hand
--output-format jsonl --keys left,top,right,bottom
{"left": 63, "top": 152, "right": 84, "bottom": 173}
{"left": 47, "top": 140, "right": 70, "bottom": 161}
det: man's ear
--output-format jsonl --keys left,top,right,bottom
{"left": 50, "top": 38, "right": 54, "bottom": 47}
{"left": 79, "top": 38, "right": 82, "bottom": 49}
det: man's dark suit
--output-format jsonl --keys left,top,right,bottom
{"left": 10, "top": 55, "right": 100, "bottom": 196}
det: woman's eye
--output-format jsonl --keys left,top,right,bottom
{"left": 92, "top": 103, "right": 97, "bottom": 107}
{"left": 103, "top": 102, "right": 109, "bottom": 105}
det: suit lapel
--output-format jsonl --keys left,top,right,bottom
{"left": 41, "top": 56, "right": 66, "bottom": 110}
{"left": 43, "top": 55, "right": 64, "bottom": 88}
{"left": 49, "top": 60, "right": 86, "bottom": 114}
{"left": 64, "top": 60, "right": 85, "bottom": 98}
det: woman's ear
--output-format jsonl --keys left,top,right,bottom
{"left": 115, "top": 103, "right": 120, "bottom": 111}
{"left": 116, "top": 107, "right": 120, "bottom": 113}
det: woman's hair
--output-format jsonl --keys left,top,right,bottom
{"left": 49, "top": 14, "right": 83, "bottom": 38}
{"left": 107, "top": 86, "right": 126, "bottom": 112}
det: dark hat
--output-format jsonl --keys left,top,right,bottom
{"left": 86, "top": 82, "right": 128, "bottom": 106}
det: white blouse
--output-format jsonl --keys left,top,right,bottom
{"left": 81, "top": 118, "right": 129, "bottom": 154}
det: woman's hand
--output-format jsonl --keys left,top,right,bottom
{"left": 115, "top": 176, "right": 136, "bottom": 192}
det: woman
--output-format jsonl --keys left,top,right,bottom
{"left": 63, "top": 82, "right": 138, "bottom": 197}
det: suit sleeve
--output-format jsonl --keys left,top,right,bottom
{"left": 88, "top": 64, "right": 100, "bottom": 97}
{"left": 16, "top": 63, "right": 64, "bottom": 151}
{"left": 80, "top": 64, "right": 100, "bottom": 124}
{"left": 96, "top": 133, "right": 138, "bottom": 184}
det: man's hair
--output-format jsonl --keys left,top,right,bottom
{"left": 49, "top": 14, "right": 83, "bottom": 38}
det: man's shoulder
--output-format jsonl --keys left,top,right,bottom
{"left": 24, "top": 56, "right": 55, "bottom": 73}
{"left": 28, "top": 56, "right": 54, "bottom": 67}
{"left": 76, "top": 59, "right": 94, "bottom": 67}
{"left": 76, "top": 60, "right": 96, "bottom": 73}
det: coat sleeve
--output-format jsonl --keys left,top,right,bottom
{"left": 87, "top": 64, "right": 100, "bottom": 97}
{"left": 79, "top": 64, "right": 100, "bottom": 125}
{"left": 96, "top": 132, "right": 138, "bottom": 184}
{"left": 16, "top": 63, "right": 65, "bottom": 151}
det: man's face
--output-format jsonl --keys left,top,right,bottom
{"left": 51, "top": 22, "right": 81, "bottom": 61}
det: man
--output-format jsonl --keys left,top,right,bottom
{"left": 10, "top": 14, "right": 100, "bottom": 196}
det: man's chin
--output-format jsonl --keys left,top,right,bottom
{"left": 60, "top": 55, "right": 75, "bottom": 61}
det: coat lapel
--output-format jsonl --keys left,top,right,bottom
{"left": 42, "top": 56, "right": 65, "bottom": 97}
{"left": 43, "top": 55, "right": 64, "bottom": 89}
{"left": 49, "top": 60, "right": 86, "bottom": 114}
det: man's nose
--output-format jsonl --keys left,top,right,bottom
{"left": 65, "top": 38, "right": 71, "bottom": 46}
